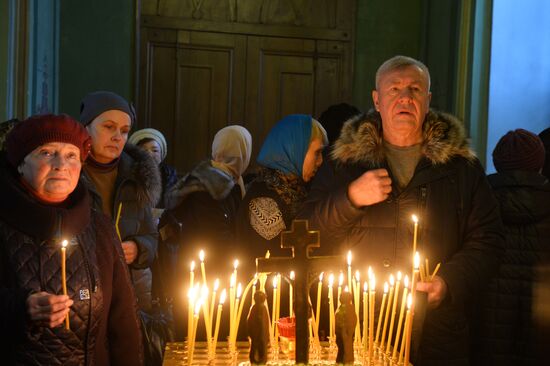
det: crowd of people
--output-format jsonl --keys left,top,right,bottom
{"left": 0, "top": 55, "right": 548, "bottom": 366}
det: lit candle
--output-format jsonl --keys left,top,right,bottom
{"left": 231, "top": 283, "right": 242, "bottom": 343}
{"left": 354, "top": 270, "right": 361, "bottom": 346}
{"left": 187, "top": 285, "right": 197, "bottom": 344}
{"left": 404, "top": 294, "right": 414, "bottom": 366}
{"left": 337, "top": 272, "right": 344, "bottom": 307}
{"left": 381, "top": 275, "right": 395, "bottom": 352}
{"left": 199, "top": 250, "right": 207, "bottom": 285}
{"left": 347, "top": 250, "right": 353, "bottom": 293}
{"left": 212, "top": 289, "right": 226, "bottom": 354}
{"left": 385, "top": 272, "right": 400, "bottom": 354}
{"left": 289, "top": 271, "right": 295, "bottom": 317}
{"left": 188, "top": 299, "right": 202, "bottom": 366}
{"left": 392, "top": 275, "right": 409, "bottom": 361}
{"left": 229, "top": 273, "right": 236, "bottom": 340}
{"left": 209, "top": 278, "right": 219, "bottom": 330}
{"left": 189, "top": 261, "right": 195, "bottom": 289}
{"left": 61, "top": 239, "right": 70, "bottom": 330}
{"left": 411, "top": 214, "right": 419, "bottom": 254}
{"left": 276, "top": 273, "right": 281, "bottom": 325}
{"left": 399, "top": 294, "right": 412, "bottom": 365}
{"left": 375, "top": 281, "right": 388, "bottom": 345}
{"left": 411, "top": 252, "right": 420, "bottom": 301}
{"left": 272, "top": 275, "right": 278, "bottom": 342}
{"left": 362, "top": 281, "right": 368, "bottom": 353}
{"left": 328, "top": 273, "right": 335, "bottom": 339}
{"left": 200, "top": 285, "right": 213, "bottom": 354}
{"left": 369, "top": 274, "right": 376, "bottom": 362}
{"left": 315, "top": 272, "right": 323, "bottom": 336}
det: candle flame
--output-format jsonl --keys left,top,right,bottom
{"left": 200, "top": 284, "right": 209, "bottom": 299}
{"left": 355, "top": 270, "right": 360, "bottom": 281}
{"left": 404, "top": 275, "right": 410, "bottom": 288}
{"left": 414, "top": 252, "right": 420, "bottom": 269}
{"left": 265, "top": 251, "right": 270, "bottom": 259}
{"left": 344, "top": 286, "right": 349, "bottom": 292}
{"left": 190, "top": 260, "right": 195, "bottom": 272}
{"left": 237, "top": 283, "right": 242, "bottom": 298}
{"left": 233, "top": 259, "right": 239, "bottom": 270}
{"left": 219, "top": 289, "right": 227, "bottom": 304}
{"left": 338, "top": 272, "right": 344, "bottom": 286}
{"left": 384, "top": 281, "right": 389, "bottom": 293}
{"left": 389, "top": 274, "right": 395, "bottom": 286}
{"left": 371, "top": 276, "right": 376, "bottom": 291}
{"left": 290, "top": 270, "right": 295, "bottom": 280}
{"left": 407, "top": 293, "right": 412, "bottom": 309}
{"left": 199, "top": 250, "right": 205, "bottom": 262}
{"left": 347, "top": 250, "right": 352, "bottom": 266}
{"left": 273, "top": 275, "right": 278, "bottom": 289}
{"left": 213, "top": 278, "right": 220, "bottom": 291}
{"left": 194, "top": 299, "right": 202, "bottom": 315}
{"left": 363, "top": 281, "right": 368, "bottom": 292}
{"left": 368, "top": 266, "right": 373, "bottom": 279}
{"left": 328, "top": 273, "right": 335, "bottom": 286}
{"left": 412, "top": 214, "right": 418, "bottom": 223}
{"left": 230, "top": 273, "right": 236, "bottom": 287}
{"left": 319, "top": 272, "right": 324, "bottom": 282}
{"left": 188, "top": 286, "right": 196, "bottom": 300}
{"left": 61, "top": 239, "right": 68, "bottom": 248}
{"left": 397, "top": 271, "right": 402, "bottom": 281}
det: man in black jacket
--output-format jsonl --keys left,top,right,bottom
{"left": 302, "top": 55, "right": 504, "bottom": 366}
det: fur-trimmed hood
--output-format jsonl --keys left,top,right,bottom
{"left": 118, "top": 143, "right": 162, "bottom": 206}
{"left": 165, "top": 160, "right": 235, "bottom": 210}
{"left": 331, "top": 109, "right": 475, "bottom": 167}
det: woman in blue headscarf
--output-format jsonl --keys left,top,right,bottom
{"left": 235, "top": 114, "right": 327, "bottom": 262}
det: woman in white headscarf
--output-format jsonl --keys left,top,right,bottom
{"left": 158, "top": 125, "right": 252, "bottom": 338}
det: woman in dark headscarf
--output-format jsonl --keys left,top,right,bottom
{"left": 235, "top": 114, "right": 327, "bottom": 263}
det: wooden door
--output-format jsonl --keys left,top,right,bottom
{"left": 139, "top": 29, "right": 246, "bottom": 173}
{"left": 245, "top": 36, "right": 351, "bottom": 155}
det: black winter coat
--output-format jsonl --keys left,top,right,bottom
{"left": 471, "top": 171, "right": 550, "bottom": 366}
{"left": 83, "top": 144, "right": 160, "bottom": 311}
{"left": 0, "top": 157, "right": 143, "bottom": 366}
{"left": 302, "top": 110, "right": 504, "bottom": 366}
{"left": 160, "top": 160, "right": 241, "bottom": 339}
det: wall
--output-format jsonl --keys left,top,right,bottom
{"left": 0, "top": 0, "right": 9, "bottom": 120}
{"left": 58, "top": 0, "right": 135, "bottom": 117}
{"left": 486, "top": 0, "right": 550, "bottom": 173}
{"left": 353, "top": 0, "right": 423, "bottom": 112}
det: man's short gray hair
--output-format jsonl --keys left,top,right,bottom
{"left": 375, "top": 55, "right": 431, "bottom": 90}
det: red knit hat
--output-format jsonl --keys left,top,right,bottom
{"left": 492, "top": 129, "right": 546, "bottom": 173}
{"left": 5, "top": 114, "right": 92, "bottom": 168}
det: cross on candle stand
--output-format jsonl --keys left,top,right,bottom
{"left": 256, "top": 219, "right": 345, "bottom": 364}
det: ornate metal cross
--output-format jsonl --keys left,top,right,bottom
{"left": 256, "top": 219, "right": 344, "bottom": 363}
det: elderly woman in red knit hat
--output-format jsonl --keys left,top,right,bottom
{"left": 0, "top": 114, "right": 143, "bottom": 365}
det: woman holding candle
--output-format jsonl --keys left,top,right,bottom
{"left": 79, "top": 91, "right": 160, "bottom": 314}
{"left": 0, "top": 114, "right": 142, "bottom": 365}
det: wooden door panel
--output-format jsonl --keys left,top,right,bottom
{"left": 173, "top": 32, "right": 246, "bottom": 173}
{"left": 138, "top": 28, "right": 178, "bottom": 161}
{"left": 245, "top": 36, "right": 316, "bottom": 155}
{"left": 245, "top": 36, "right": 349, "bottom": 155}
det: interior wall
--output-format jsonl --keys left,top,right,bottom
{"left": 353, "top": 0, "right": 460, "bottom": 115}
{"left": 486, "top": 0, "right": 550, "bottom": 173}
{"left": 58, "top": 0, "right": 135, "bottom": 118}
